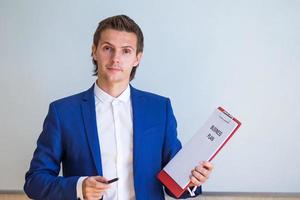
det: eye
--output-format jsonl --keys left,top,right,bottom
{"left": 123, "top": 48, "right": 132, "bottom": 54}
{"left": 103, "top": 46, "right": 112, "bottom": 52}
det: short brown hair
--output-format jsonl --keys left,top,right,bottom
{"left": 92, "top": 15, "right": 144, "bottom": 81}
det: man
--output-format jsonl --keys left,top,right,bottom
{"left": 24, "top": 15, "right": 213, "bottom": 200}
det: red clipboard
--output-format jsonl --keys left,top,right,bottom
{"left": 157, "top": 107, "right": 241, "bottom": 198}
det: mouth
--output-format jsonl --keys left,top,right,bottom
{"left": 107, "top": 67, "right": 123, "bottom": 72}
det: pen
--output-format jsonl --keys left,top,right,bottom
{"left": 107, "top": 177, "right": 119, "bottom": 184}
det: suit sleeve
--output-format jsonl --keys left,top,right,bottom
{"left": 162, "top": 99, "right": 202, "bottom": 199}
{"left": 24, "top": 103, "right": 79, "bottom": 200}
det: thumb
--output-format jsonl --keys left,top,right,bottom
{"left": 94, "top": 176, "right": 108, "bottom": 183}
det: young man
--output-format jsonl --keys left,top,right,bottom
{"left": 24, "top": 15, "right": 213, "bottom": 200}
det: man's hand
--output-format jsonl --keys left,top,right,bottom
{"left": 82, "top": 176, "right": 110, "bottom": 200}
{"left": 189, "top": 161, "right": 213, "bottom": 187}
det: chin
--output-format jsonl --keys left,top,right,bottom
{"left": 107, "top": 76, "right": 124, "bottom": 83}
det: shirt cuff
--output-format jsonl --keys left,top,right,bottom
{"left": 76, "top": 176, "right": 88, "bottom": 200}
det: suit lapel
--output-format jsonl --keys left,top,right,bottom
{"left": 81, "top": 85, "right": 103, "bottom": 176}
{"left": 131, "top": 86, "right": 147, "bottom": 195}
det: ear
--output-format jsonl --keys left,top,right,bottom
{"left": 92, "top": 44, "right": 97, "bottom": 59}
{"left": 133, "top": 52, "right": 143, "bottom": 67}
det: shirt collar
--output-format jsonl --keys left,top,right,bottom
{"left": 94, "top": 82, "right": 131, "bottom": 103}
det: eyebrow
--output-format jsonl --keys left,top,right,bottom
{"left": 100, "top": 42, "right": 135, "bottom": 50}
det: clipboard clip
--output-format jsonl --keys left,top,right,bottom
{"left": 219, "top": 110, "right": 233, "bottom": 124}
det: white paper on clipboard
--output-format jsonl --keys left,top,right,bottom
{"left": 157, "top": 107, "right": 241, "bottom": 197}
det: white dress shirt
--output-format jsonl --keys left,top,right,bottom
{"left": 77, "top": 83, "right": 135, "bottom": 200}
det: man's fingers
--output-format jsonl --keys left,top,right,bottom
{"left": 189, "top": 168, "right": 207, "bottom": 187}
{"left": 192, "top": 169, "right": 209, "bottom": 182}
{"left": 202, "top": 161, "right": 214, "bottom": 171}
{"left": 95, "top": 181, "right": 110, "bottom": 189}
{"left": 189, "top": 161, "right": 214, "bottom": 187}
{"left": 85, "top": 191, "right": 103, "bottom": 200}
{"left": 189, "top": 174, "right": 203, "bottom": 186}
{"left": 83, "top": 176, "right": 110, "bottom": 200}
{"left": 94, "top": 176, "right": 108, "bottom": 183}
{"left": 195, "top": 166, "right": 210, "bottom": 178}
{"left": 86, "top": 176, "right": 110, "bottom": 189}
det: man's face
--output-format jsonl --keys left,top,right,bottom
{"left": 92, "top": 29, "right": 142, "bottom": 85}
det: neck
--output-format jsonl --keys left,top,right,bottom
{"left": 96, "top": 79, "right": 129, "bottom": 98}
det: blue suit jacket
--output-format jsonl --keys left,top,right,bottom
{"left": 24, "top": 85, "right": 201, "bottom": 200}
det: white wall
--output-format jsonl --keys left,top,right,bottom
{"left": 0, "top": 0, "right": 299, "bottom": 193}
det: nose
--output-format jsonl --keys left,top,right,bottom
{"left": 112, "top": 50, "right": 121, "bottom": 63}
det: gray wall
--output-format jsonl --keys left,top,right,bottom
{"left": 0, "top": 0, "right": 299, "bottom": 193}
